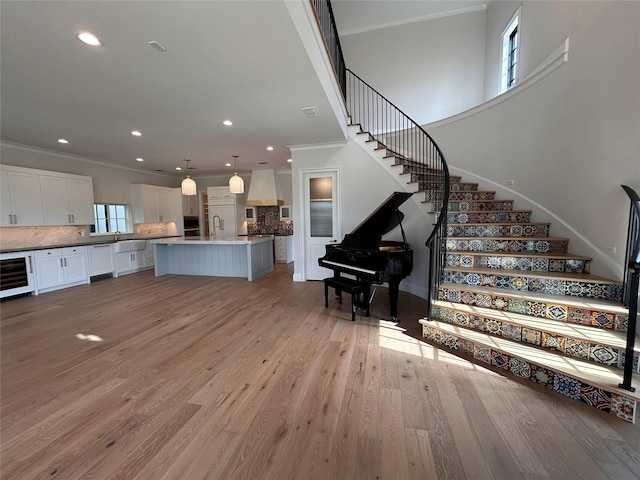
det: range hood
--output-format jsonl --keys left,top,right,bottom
{"left": 246, "top": 169, "right": 284, "bottom": 206}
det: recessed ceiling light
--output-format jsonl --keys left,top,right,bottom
{"left": 136, "top": 157, "right": 144, "bottom": 162}
{"left": 223, "top": 120, "right": 233, "bottom": 126}
{"left": 287, "top": 158, "right": 292, "bottom": 163}
{"left": 58, "top": 138, "right": 69, "bottom": 144}
{"left": 225, "top": 163, "right": 232, "bottom": 167}
{"left": 266, "top": 146, "right": 274, "bottom": 151}
{"left": 131, "top": 130, "right": 142, "bottom": 136}
{"left": 76, "top": 32, "right": 102, "bottom": 47}
{"left": 176, "top": 167, "right": 182, "bottom": 171}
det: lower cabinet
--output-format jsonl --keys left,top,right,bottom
{"left": 115, "top": 251, "right": 146, "bottom": 276}
{"left": 34, "top": 246, "right": 89, "bottom": 293}
{"left": 275, "top": 235, "right": 294, "bottom": 264}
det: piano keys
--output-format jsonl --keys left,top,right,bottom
{"left": 318, "top": 192, "right": 414, "bottom": 321}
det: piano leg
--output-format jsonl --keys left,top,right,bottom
{"left": 388, "top": 275, "right": 401, "bottom": 322}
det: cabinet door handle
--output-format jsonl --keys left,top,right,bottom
{"left": 60, "top": 258, "right": 64, "bottom": 267}
{"left": 8, "top": 214, "right": 12, "bottom": 224}
{"left": 12, "top": 214, "right": 17, "bottom": 224}
{"left": 64, "top": 258, "right": 67, "bottom": 267}
{"left": 71, "top": 214, "right": 75, "bottom": 223}
{"left": 28, "top": 256, "right": 33, "bottom": 273}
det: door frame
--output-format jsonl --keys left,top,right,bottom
{"left": 297, "top": 167, "right": 341, "bottom": 281}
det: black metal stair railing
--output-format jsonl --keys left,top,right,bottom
{"left": 620, "top": 184, "right": 640, "bottom": 392}
{"left": 311, "top": 0, "right": 346, "bottom": 98}
{"left": 345, "top": 69, "right": 450, "bottom": 315}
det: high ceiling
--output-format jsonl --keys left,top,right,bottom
{"left": 0, "top": 0, "right": 485, "bottom": 179}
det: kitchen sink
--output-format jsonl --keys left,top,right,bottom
{"left": 113, "top": 240, "right": 147, "bottom": 253}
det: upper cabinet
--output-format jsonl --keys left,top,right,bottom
{"left": 1, "top": 168, "right": 44, "bottom": 226}
{"left": 1, "top": 165, "right": 93, "bottom": 227}
{"left": 182, "top": 194, "right": 198, "bottom": 216}
{"left": 41, "top": 175, "right": 94, "bottom": 225}
{"left": 131, "top": 184, "right": 182, "bottom": 227}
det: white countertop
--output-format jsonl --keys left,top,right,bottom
{"left": 150, "top": 235, "right": 274, "bottom": 246}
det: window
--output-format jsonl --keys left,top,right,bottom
{"left": 92, "top": 203, "right": 130, "bottom": 233}
{"left": 500, "top": 9, "right": 520, "bottom": 92}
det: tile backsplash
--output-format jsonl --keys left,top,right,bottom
{"left": 247, "top": 206, "right": 293, "bottom": 235}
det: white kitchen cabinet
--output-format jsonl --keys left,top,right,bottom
{"left": 88, "top": 244, "right": 115, "bottom": 276}
{"left": 207, "top": 186, "right": 235, "bottom": 203}
{"left": 34, "top": 246, "right": 89, "bottom": 293}
{"left": 182, "top": 194, "right": 198, "bottom": 216}
{"left": 275, "top": 235, "right": 294, "bottom": 264}
{"left": 131, "top": 185, "right": 182, "bottom": 233}
{"left": 40, "top": 175, "right": 94, "bottom": 225}
{"left": 144, "top": 242, "right": 154, "bottom": 267}
{"left": 115, "top": 251, "right": 146, "bottom": 276}
{"left": 0, "top": 167, "right": 44, "bottom": 226}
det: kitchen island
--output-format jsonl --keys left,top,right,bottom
{"left": 151, "top": 236, "right": 274, "bottom": 281}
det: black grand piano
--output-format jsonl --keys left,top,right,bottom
{"left": 318, "top": 192, "right": 414, "bottom": 321}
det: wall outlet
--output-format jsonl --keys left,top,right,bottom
{"left": 605, "top": 245, "right": 616, "bottom": 254}
{"left": 506, "top": 179, "right": 515, "bottom": 185}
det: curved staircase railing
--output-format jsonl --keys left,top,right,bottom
{"left": 345, "top": 69, "right": 450, "bottom": 313}
{"left": 620, "top": 184, "right": 640, "bottom": 392}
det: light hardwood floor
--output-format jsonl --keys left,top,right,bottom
{"left": 1, "top": 264, "right": 639, "bottom": 480}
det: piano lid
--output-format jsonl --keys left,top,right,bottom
{"left": 351, "top": 192, "right": 413, "bottom": 237}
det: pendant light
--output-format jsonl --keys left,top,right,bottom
{"left": 181, "top": 158, "right": 197, "bottom": 196}
{"left": 229, "top": 155, "right": 244, "bottom": 194}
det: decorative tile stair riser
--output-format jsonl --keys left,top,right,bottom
{"left": 447, "top": 223, "right": 551, "bottom": 237}
{"left": 447, "top": 200, "right": 515, "bottom": 212}
{"left": 445, "top": 253, "right": 591, "bottom": 273}
{"left": 448, "top": 211, "right": 533, "bottom": 224}
{"left": 446, "top": 237, "right": 569, "bottom": 254}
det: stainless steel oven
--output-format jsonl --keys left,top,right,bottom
{"left": 1, "top": 251, "right": 36, "bottom": 298}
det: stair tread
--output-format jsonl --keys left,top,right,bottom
{"left": 433, "top": 301, "right": 638, "bottom": 352}
{"left": 420, "top": 319, "right": 640, "bottom": 401}
{"left": 449, "top": 209, "right": 532, "bottom": 213}
{"left": 439, "top": 282, "right": 628, "bottom": 313}
{"left": 443, "top": 266, "right": 619, "bottom": 284}
{"left": 449, "top": 222, "right": 551, "bottom": 226}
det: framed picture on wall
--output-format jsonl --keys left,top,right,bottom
{"left": 245, "top": 207, "right": 256, "bottom": 221}
{"left": 280, "top": 205, "right": 291, "bottom": 220}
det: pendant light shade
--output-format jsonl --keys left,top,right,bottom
{"left": 229, "top": 155, "right": 244, "bottom": 194}
{"left": 181, "top": 159, "right": 197, "bottom": 195}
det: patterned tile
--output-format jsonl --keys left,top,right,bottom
{"left": 564, "top": 338, "right": 591, "bottom": 359}
{"left": 508, "top": 358, "right": 531, "bottom": 378}
{"left": 500, "top": 323, "right": 521, "bottom": 341}
{"left": 541, "top": 332, "right": 565, "bottom": 352}
{"left": 458, "top": 338, "right": 475, "bottom": 356}
{"left": 546, "top": 304, "right": 567, "bottom": 321}
{"left": 443, "top": 333, "right": 459, "bottom": 350}
{"left": 590, "top": 312, "right": 615, "bottom": 329}
{"left": 610, "top": 394, "right": 636, "bottom": 423}
{"left": 580, "top": 385, "right": 611, "bottom": 411}
{"left": 553, "top": 373, "right": 582, "bottom": 400}
{"left": 521, "top": 327, "right": 542, "bottom": 346}
{"left": 491, "top": 349, "right": 510, "bottom": 370}
{"left": 589, "top": 345, "right": 619, "bottom": 366}
{"left": 474, "top": 344, "right": 491, "bottom": 364}
{"left": 530, "top": 364, "right": 554, "bottom": 388}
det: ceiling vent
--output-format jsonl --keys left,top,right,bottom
{"left": 302, "top": 106, "right": 320, "bottom": 118}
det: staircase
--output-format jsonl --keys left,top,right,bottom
{"left": 417, "top": 175, "right": 639, "bottom": 423}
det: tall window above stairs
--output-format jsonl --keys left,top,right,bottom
{"left": 500, "top": 8, "right": 520, "bottom": 92}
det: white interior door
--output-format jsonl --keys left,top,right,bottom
{"left": 303, "top": 169, "right": 340, "bottom": 280}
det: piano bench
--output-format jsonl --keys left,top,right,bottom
{"left": 323, "top": 276, "right": 371, "bottom": 321}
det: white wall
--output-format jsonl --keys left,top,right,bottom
{"left": 291, "top": 136, "right": 431, "bottom": 300}
{"left": 427, "top": 0, "right": 640, "bottom": 279}
{"left": 340, "top": 9, "right": 487, "bottom": 124}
